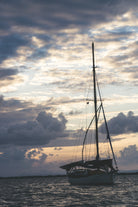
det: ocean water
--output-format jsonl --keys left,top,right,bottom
{"left": 0, "top": 175, "right": 137, "bottom": 207}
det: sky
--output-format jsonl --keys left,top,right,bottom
{"left": 0, "top": 0, "right": 138, "bottom": 177}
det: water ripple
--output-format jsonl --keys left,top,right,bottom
{"left": 0, "top": 175, "right": 137, "bottom": 206}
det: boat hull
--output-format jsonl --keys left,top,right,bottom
{"left": 68, "top": 173, "right": 114, "bottom": 185}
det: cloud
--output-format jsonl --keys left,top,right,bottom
{"left": 0, "top": 68, "right": 18, "bottom": 80}
{"left": 0, "top": 68, "right": 25, "bottom": 91}
{"left": 54, "top": 147, "right": 62, "bottom": 151}
{"left": 99, "top": 111, "right": 138, "bottom": 135}
{"left": 0, "top": 111, "right": 68, "bottom": 146}
{"left": 1, "top": 0, "right": 138, "bottom": 31}
{"left": 0, "top": 147, "right": 29, "bottom": 177}
{"left": 41, "top": 69, "right": 91, "bottom": 94}
{"left": 117, "top": 145, "right": 138, "bottom": 170}
{"left": 0, "top": 34, "right": 29, "bottom": 63}
{"left": 0, "top": 67, "right": 24, "bottom": 90}
{"left": 0, "top": 146, "right": 50, "bottom": 177}
{"left": 0, "top": 0, "right": 137, "bottom": 91}
{"left": 0, "top": 97, "right": 136, "bottom": 149}
{"left": 0, "top": 96, "right": 68, "bottom": 147}
{"left": 46, "top": 97, "right": 84, "bottom": 107}
{"left": 0, "top": 96, "right": 36, "bottom": 127}
{"left": 68, "top": 110, "right": 82, "bottom": 116}
{"left": 0, "top": 96, "right": 54, "bottom": 126}
{"left": 26, "top": 148, "right": 47, "bottom": 161}
{"left": 0, "top": 145, "right": 65, "bottom": 177}
{"left": 0, "top": 95, "right": 29, "bottom": 110}
{"left": 36, "top": 111, "right": 67, "bottom": 134}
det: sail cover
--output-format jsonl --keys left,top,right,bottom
{"left": 60, "top": 159, "right": 113, "bottom": 170}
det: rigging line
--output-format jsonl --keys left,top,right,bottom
{"left": 86, "top": 68, "right": 93, "bottom": 100}
{"left": 101, "top": 103, "right": 118, "bottom": 170}
{"left": 72, "top": 121, "right": 83, "bottom": 162}
{"left": 88, "top": 131, "right": 92, "bottom": 160}
{"left": 96, "top": 77, "right": 118, "bottom": 170}
{"left": 88, "top": 104, "right": 102, "bottom": 160}
{"left": 97, "top": 103, "right": 102, "bottom": 121}
{"left": 82, "top": 104, "right": 102, "bottom": 162}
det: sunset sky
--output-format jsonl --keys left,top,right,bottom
{"left": 0, "top": 0, "right": 138, "bottom": 177}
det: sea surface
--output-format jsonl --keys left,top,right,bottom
{"left": 0, "top": 174, "right": 137, "bottom": 207}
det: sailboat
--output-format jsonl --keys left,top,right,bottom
{"left": 60, "top": 42, "right": 118, "bottom": 185}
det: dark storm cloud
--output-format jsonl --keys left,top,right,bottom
{"left": 28, "top": 46, "right": 50, "bottom": 60}
{"left": 0, "top": 67, "right": 23, "bottom": 88}
{"left": 0, "top": 68, "right": 18, "bottom": 80}
{"left": 0, "top": 0, "right": 137, "bottom": 63}
{"left": 0, "top": 96, "right": 37, "bottom": 126}
{"left": 0, "top": 95, "right": 28, "bottom": 109}
{"left": 36, "top": 111, "right": 67, "bottom": 133}
{"left": 0, "top": 110, "right": 34, "bottom": 127}
{"left": 0, "top": 34, "right": 29, "bottom": 63}
{"left": 0, "top": 97, "right": 80, "bottom": 148}
{"left": 0, "top": 96, "right": 54, "bottom": 138}
{"left": 0, "top": 146, "right": 49, "bottom": 177}
{"left": 0, "top": 111, "right": 68, "bottom": 146}
{"left": 99, "top": 111, "right": 138, "bottom": 135}
{"left": 0, "top": 0, "right": 138, "bottom": 32}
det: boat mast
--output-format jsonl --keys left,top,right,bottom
{"left": 92, "top": 42, "right": 99, "bottom": 160}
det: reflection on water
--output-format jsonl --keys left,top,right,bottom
{"left": 0, "top": 175, "right": 137, "bottom": 206}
